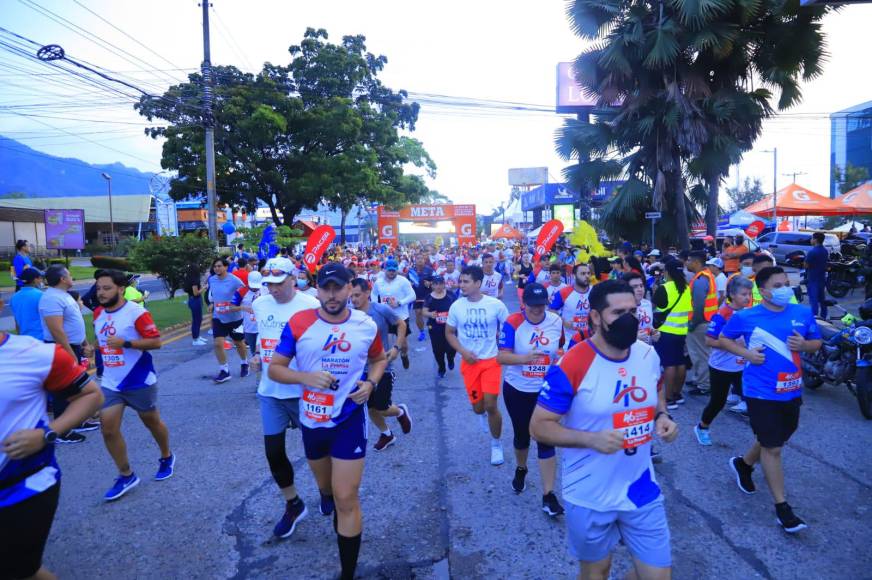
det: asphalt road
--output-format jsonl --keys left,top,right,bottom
{"left": 42, "top": 288, "right": 872, "bottom": 579}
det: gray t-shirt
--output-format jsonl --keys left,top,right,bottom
{"left": 208, "top": 274, "right": 245, "bottom": 323}
{"left": 38, "top": 286, "right": 86, "bottom": 344}
{"left": 367, "top": 302, "right": 400, "bottom": 371}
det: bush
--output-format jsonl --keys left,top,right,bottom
{"left": 0, "top": 260, "right": 10, "bottom": 271}
{"left": 90, "top": 256, "right": 131, "bottom": 270}
{"left": 84, "top": 242, "right": 109, "bottom": 256}
{"left": 48, "top": 258, "right": 71, "bottom": 267}
{"left": 128, "top": 235, "right": 216, "bottom": 298}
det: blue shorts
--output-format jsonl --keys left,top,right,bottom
{"left": 654, "top": 332, "right": 686, "bottom": 368}
{"left": 258, "top": 395, "right": 300, "bottom": 436}
{"left": 566, "top": 497, "right": 671, "bottom": 568}
{"left": 301, "top": 404, "right": 367, "bottom": 461}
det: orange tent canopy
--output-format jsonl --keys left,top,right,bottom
{"left": 743, "top": 184, "right": 845, "bottom": 217}
{"left": 834, "top": 182, "right": 872, "bottom": 214}
{"left": 492, "top": 224, "right": 524, "bottom": 240}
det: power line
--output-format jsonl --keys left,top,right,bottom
{"left": 211, "top": 5, "right": 255, "bottom": 71}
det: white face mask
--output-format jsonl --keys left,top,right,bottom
{"left": 740, "top": 265, "right": 754, "bottom": 277}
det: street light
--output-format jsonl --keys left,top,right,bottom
{"left": 101, "top": 172, "right": 115, "bottom": 252}
{"left": 761, "top": 148, "right": 778, "bottom": 225}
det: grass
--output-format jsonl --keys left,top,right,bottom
{"left": 83, "top": 296, "right": 192, "bottom": 343}
{"left": 1, "top": 265, "right": 100, "bottom": 288}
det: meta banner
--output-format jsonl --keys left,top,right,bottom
{"left": 534, "top": 219, "right": 564, "bottom": 263}
{"left": 303, "top": 224, "right": 336, "bottom": 273}
{"left": 377, "top": 204, "right": 476, "bottom": 246}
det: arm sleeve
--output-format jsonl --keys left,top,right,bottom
{"left": 39, "top": 294, "right": 64, "bottom": 318}
{"left": 134, "top": 312, "right": 161, "bottom": 339}
{"left": 274, "top": 324, "right": 297, "bottom": 358}
{"left": 498, "top": 321, "right": 516, "bottom": 351}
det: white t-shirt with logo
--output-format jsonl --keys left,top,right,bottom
{"left": 371, "top": 275, "right": 416, "bottom": 321}
{"left": 499, "top": 311, "right": 563, "bottom": 392}
{"left": 443, "top": 270, "right": 461, "bottom": 292}
{"left": 637, "top": 298, "right": 654, "bottom": 339}
{"left": 481, "top": 271, "right": 503, "bottom": 298}
{"left": 447, "top": 295, "right": 508, "bottom": 360}
{"left": 549, "top": 286, "right": 592, "bottom": 333}
{"left": 93, "top": 302, "right": 160, "bottom": 392}
{"left": 253, "top": 292, "right": 320, "bottom": 399}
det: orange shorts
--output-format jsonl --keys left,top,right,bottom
{"left": 460, "top": 357, "right": 502, "bottom": 404}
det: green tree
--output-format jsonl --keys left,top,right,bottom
{"left": 725, "top": 177, "right": 766, "bottom": 213}
{"left": 128, "top": 235, "right": 215, "bottom": 297}
{"left": 833, "top": 163, "right": 871, "bottom": 195}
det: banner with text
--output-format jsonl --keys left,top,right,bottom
{"left": 454, "top": 204, "right": 477, "bottom": 246}
{"left": 303, "top": 225, "right": 336, "bottom": 273}
{"left": 534, "top": 219, "right": 564, "bottom": 263}
{"left": 377, "top": 207, "right": 400, "bottom": 248}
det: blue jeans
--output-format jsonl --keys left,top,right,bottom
{"left": 807, "top": 278, "right": 827, "bottom": 318}
{"left": 187, "top": 295, "right": 203, "bottom": 339}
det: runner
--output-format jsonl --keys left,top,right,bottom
{"left": 530, "top": 279, "right": 679, "bottom": 579}
{"left": 92, "top": 270, "right": 174, "bottom": 501}
{"left": 249, "top": 257, "right": 320, "bottom": 538}
{"left": 349, "top": 278, "right": 412, "bottom": 451}
{"left": 409, "top": 254, "right": 435, "bottom": 342}
{"left": 236, "top": 271, "right": 264, "bottom": 362}
{"left": 206, "top": 257, "right": 250, "bottom": 383}
{"left": 480, "top": 253, "right": 505, "bottom": 299}
{"left": 0, "top": 330, "right": 102, "bottom": 580}
{"left": 543, "top": 263, "right": 568, "bottom": 301}
{"left": 443, "top": 259, "right": 461, "bottom": 298}
{"left": 371, "top": 258, "right": 416, "bottom": 369}
{"left": 719, "top": 266, "right": 821, "bottom": 533}
{"left": 497, "top": 283, "right": 564, "bottom": 515}
{"left": 268, "top": 263, "right": 387, "bottom": 580}
{"left": 422, "top": 275, "right": 457, "bottom": 377}
{"left": 549, "top": 263, "right": 593, "bottom": 339}
{"left": 445, "top": 265, "right": 509, "bottom": 465}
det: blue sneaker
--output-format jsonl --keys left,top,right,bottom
{"left": 417, "top": 330, "right": 426, "bottom": 342}
{"left": 274, "top": 498, "right": 308, "bottom": 538}
{"left": 240, "top": 364, "right": 250, "bottom": 378}
{"left": 104, "top": 473, "right": 140, "bottom": 501}
{"left": 214, "top": 369, "right": 231, "bottom": 384}
{"left": 155, "top": 454, "right": 175, "bottom": 481}
{"left": 694, "top": 425, "right": 712, "bottom": 446}
{"left": 319, "top": 492, "right": 335, "bottom": 516}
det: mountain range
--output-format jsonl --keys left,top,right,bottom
{"left": 0, "top": 136, "right": 154, "bottom": 198}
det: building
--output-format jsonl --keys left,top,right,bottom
{"left": 831, "top": 100, "right": 872, "bottom": 198}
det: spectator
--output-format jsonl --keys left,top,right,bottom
{"left": 12, "top": 239, "right": 33, "bottom": 292}
{"left": 706, "top": 257, "right": 728, "bottom": 305}
{"left": 10, "top": 268, "right": 45, "bottom": 339}
{"left": 805, "top": 232, "right": 829, "bottom": 318}
{"left": 185, "top": 261, "right": 207, "bottom": 346}
{"left": 723, "top": 235, "right": 748, "bottom": 276}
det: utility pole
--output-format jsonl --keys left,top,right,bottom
{"left": 101, "top": 172, "right": 115, "bottom": 252}
{"left": 763, "top": 148, "right": 778, "bottom": 225}
{"left": 200, "top": 1, "right": 218, "bottom": 241}
{"left": 783, "top": 170, "right": 807, "bottom": 184}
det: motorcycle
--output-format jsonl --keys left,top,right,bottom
{"left": 825, "top": 257, "right": 867, "bottom": 298}
{"left": 800, "top": 299, "right": 872, "bottom": 419}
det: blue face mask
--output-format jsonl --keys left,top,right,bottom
{"left": 769, "top": 286, "right": 794, "bottom": 307}
{"left": 296, "top": 279, "right": 307, "bottom": 289}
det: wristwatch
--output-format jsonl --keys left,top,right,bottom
{"left": 123, "top": 340, "right": 133, "bottom": 349}
{"left": 42, "top": 426, "right": 58, "bottom": 444}
{"left": 655, "top": 411, "right": 673, "bottom": 422}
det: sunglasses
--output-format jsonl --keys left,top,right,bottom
{"left": 266, "top": 269, "right": 291, "bottom": 277}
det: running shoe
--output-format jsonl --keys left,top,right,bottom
{"left": 319, "top": 493, "right": 335, "bottom": 516}
{"left": 374, "top": 432, "right": 396, "bottom": 451}
{"left": 542, "top": 492, "right": 565, "bottom": 517}
{"left": 401, "top": 353, "right": 410, "bottom": 369}
{"left": 155, "top": 454, "right": 175, "bottom": 481}
{"left": 726, "top": 393, "right": 740, "bottom": 405}
{"left": 57, "top": 432, "right": 86, "bottom": 444}
{"left": 437, "top": 370, "right": 446, "bottom": 379}
{"left": 775, "top": 502, "right": 808, "bottom": 533}
{"left": 666, "top": 398, "right": 679, "bottom": 411}
{"left": 729, "top": 400, "right": 748, "bottom": 415}
{"left": 104, "top": 473, "right": 140, "bottom": 501}
{"left": 694, "top": 425, "right": 712, "bottom": 446}
{"left": 397, "top": 404, "right": 412, "bottom": 434}
{"left": 729, "top": 456, "right": 756, "bottom": 494}
{"left": 512, "top": 466, "right": 528, "bottom": 493}
{"left": 274, "top": 497, "right": 308, "bottom": 538}
{"left": 490, "top": 440, "right": 504, "bottom": 466}
{"left": 73, "top": 420, "right": 100, "bottom": 433}
{"left": 418, "top": 330, "right": 426, "bottom": 342}
{"left": 240, "top": 364, "right": 250, "bottom": 378}
{"left": 192, "top": 337, "right": 209, "bottom": 346}
{"left": 676, "top": 393, "right": 686, "bottom": 405}
{"left": 213, "top": 369, "right": 232, "bottom": 384}
{"left": 447, "top": 358, "right": 455, "bottom": 371}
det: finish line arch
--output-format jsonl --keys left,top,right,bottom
{"left": 377, "top": 204, "right": 476, "bottom": 247}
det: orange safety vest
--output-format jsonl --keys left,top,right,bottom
{"left": 690, "top": 269, "right": 718, "bottom": 321}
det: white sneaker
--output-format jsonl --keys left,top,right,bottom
{"left": 726, "top": 393, "right": 740, "bottom": 405}
{"left": 478, "top": 414, "right": 489, "bottom": 434}
{"left": 192, "top": 337, "right": 208, "bottom": 346}
{"left": 490, "top": 441, "right": 504, "bottom": 466}
{"left": 729, "top": 400, "right": 748, "bottom": 414}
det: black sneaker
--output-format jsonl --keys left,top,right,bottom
{"left": 542, "top": 492, "right": 565, "bottom": 517}
{"left": 512, "top": 466, "right": 528, "bottom": 493}
{"left": 57, "top": 432, "right": 86, "bottom": 444}
{"left": 730, "top": 457, "right": 756, "bottom": 494}
{"left": 73, "top": 420, "right": 100, "bottom": 433}
{"left": 240, "top": 364, "right": 250, "bottom": 378}
{"left": 401, "top": 353, "right": 410, "bottom": 369}
{"left": 319, "top": 492, "right": 335, "bottom": 516}
{"left": 447, "top": 358, "right": 455, "bottom": 371}
{"left": 775, "top": 502, "right": 808, "bottom": 533}
{"left": 666, "top": 398, "right": 679, "bottom": 410}
{"left": 213, "top": 369, "right": 232, "bottom": 383}
{"left": 273, "top": 497, "right": 308, "bottom": 538}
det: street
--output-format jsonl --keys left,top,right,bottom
{"left": 44, "top": 288, "right": 872, "bottom": 579}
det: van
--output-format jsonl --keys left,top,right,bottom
{"left": 755, "top": 232, "right": 840, "bottom": 264}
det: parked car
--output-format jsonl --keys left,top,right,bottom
{"left": 755, "top": 232, "right": 840, "bottom": 264}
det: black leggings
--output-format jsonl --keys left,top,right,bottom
{"left": 264, "top": 434, "right": 294, "bottom": 489}
{"left": 0, "top": 483, "right": 60, "bottom": 579}
{"left": 429, "top": 326, "right": 456, "bottom": 373}
{"left": 503, "top": 382, "right": 555, "bottom": 459}
{"left": 701, "top": 367, "right": 743, "bottom": 426}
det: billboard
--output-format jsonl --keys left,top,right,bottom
{"left": 553, "top": 204, "right": 575, "bottom": 233}
{"left": 44, "top": 209, "right": 85, "bottom": 250}
{"left": 508, "top": 167, "right": 548, "bottom": 187}
{"left": 557, "top": 62, "right": 599, "bottom": 113}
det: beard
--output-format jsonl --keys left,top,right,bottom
{"left": 100, "top": 293, "right": 121, "bottom": 309}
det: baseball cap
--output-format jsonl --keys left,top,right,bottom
{"left": 317, "top": 263, "right": 353, "bottom": 288}
{"left": 522, "top": 283, "right": 549, "bottom": 306}
{"left": 20, "top": 268, "right": 44, "bottom": 283}
{"left": 609, "top": 256, "right": 622, "bottom": 263}
{"left": 703, "top": 235, "right": 714, "bottom": 242}
{"left": 648, "top": 249, "right": 661, "bottom": 257}
{"left": 385, "top": 259, "right": 399, "bottom": 271}
{"left": 261, "top": 257, "right": 296, "bottom": 284}
{"left": 430, "top": 275, "right": 445, "bottom": 284}
{"left": 247, "top": 271, "right": 263, "bottom": 290}
{"left": 706, "top": 257, "right": 724, "bottom": 269}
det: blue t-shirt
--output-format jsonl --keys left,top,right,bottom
{"left": 805, "top": 245, "right": 828, "bottom": 282}
{"left": 12, "top": 254, "right": 32, "bottom": 287}
{"left": 10, "top": 286, "right": 44, "bottom": 340}
{"left": 721, "top": 303, "right": 821, "bottom": 401}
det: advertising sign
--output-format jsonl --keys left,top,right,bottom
{"left": 303, "top": 225, "right": 336, "bottom": 273}
{"left": 508, "top": 167, "right": 548, "bottom": 187}
{"left": 534, "top": 219, "right": 564, "bottom": 263}
{"left": 454, "top": 204, "right": 477, "bottom": 246}
{"left": 744, "top": 220, "right": 766, "bottom": 239}
{"left": 553, "top": 204, "right": 575, "bottom": 233}
{"left": 44, "top": 209, "right": 85, "bottom": 250}
{"left": 377, "top": 207, "right": 400, "bottom": 248}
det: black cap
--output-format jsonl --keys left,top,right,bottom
{"left": 522, "top": 282, "right": 549, "bottom": 306}
{"left": 317, "top": 263, "right": 353, "bottom": 288}
{"left": 20, "top": 268, "right": 44, "bottom": 283}
{"left": 430, "top": 275, "right": 445, "bottom": 284}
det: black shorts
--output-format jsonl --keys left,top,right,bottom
{"left": 747, "top": 397, "right": 802, "bottom": 448}
{"left": 413, "top": 299, "right": 425, "bottom": 311}
{"left": 0, "top": 483, "right": 60, "bottom": 579}
{"left": 387, "top": 322, "right": 412, "bottom": 337}
{"left": 212, "top": 318, "right": 244, "bottom": 341}
{"left": 368, "top": 370, "right": 395, "bottom": 411}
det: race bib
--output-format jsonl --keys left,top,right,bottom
{"left": 435, "top": 312, "right": 448, "bottom": 324}
{"left": 382, "top": 295, "right": 396, "bottom": 307}
{"left": 522, "top": 354, "right": 551, "bottom": 378}
{"left": 100, "top": 345, "right": 125, "bottom": 367}
{"left": 613, "top": 406, "right": 655, "bottom": 449}
{"left": 776, "top": 371, "right": 802, "bottom": 394}
{"left": 215, "top": 301, "right": 231, "bottom": 314}
{"left": 573, "top": 315, "right": 588, "bottom": 333}
{"left": 260, "top": 338, "right": 278, "bottom": 363}
{"left": 303, "top": 389, "right": 335, "bottom": 423}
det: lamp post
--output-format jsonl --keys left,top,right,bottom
{"left": 762, "top": 148, "right": 778, "bottom": 226}
{"left": 101, "top": 172, "right": 115, "bottom": 252}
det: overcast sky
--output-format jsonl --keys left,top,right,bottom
{"left": 3, "top": 0, "right": 871, "bottom": 213}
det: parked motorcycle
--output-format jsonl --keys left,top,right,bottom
{"left": 825, "top": 258, "right": 867, "bottom": 298}
{"left": 800, "top": 299, "right": 872, "bottom": 419}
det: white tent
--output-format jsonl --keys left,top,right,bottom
{"left": 527, "top": 225, "right": 542, "bottom": 239}
{"left": 831, "top": 220, "right": 866, "bottom": 233}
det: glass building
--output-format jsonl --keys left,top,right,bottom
{"left": 831, "top": 100, "right": 872, "bottom": 198}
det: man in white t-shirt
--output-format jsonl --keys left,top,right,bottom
{"left": 531, "top": 279, "right": 678, "bottom": 579}
{"left": 625, "top": 272, "right": 658, "bottom": 345}
{"left": 371, "top": 259, "right": 416, "bottom": 369}
{"left": 446, "top": 265, "right": 509, "bottom": 466}
{"left": 480, "top": 253, "right": 504, "bottom": 299}
{"left": 707, "top": 257, "right": 728, "bottom": 306}
{"left": 443, "top": 260, "right": 461, "bottom": 297}
{"left": 549, "top": 263, "right": 593, "bottom": 337}
{"left": 250, "top": 257, "right": 320, "bottom": 539}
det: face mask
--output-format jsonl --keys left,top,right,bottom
{"left": 768, "top": 286, "right": 794, "bottom": 307}
{"left": 601, "top": 312, "right": 639, "bottom": 350}
{"left": 740, "top": 266, "right": 754, "bottom": 277}
{"left": 296, "top": 279, "right": 307, "bottom": 289}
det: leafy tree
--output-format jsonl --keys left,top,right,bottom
{"left": 834, "top": 163, "right": 871, "bottom": 195}
{"left": 128, "top": 235, "right": 215, "bottom": 297}
{"left": 725, "top": 177, "right": 766, "bottom": 213}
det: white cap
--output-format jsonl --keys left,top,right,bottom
{"left": 706, "top": 257, "right": 724, "bottom": 269}
{"left": 261, "top": 257, "right": 296, "bottom": 284}
{"left": 247, "top": 271, "right": 263, "bottom": 290}
{"left": 648, "top": 249, "right": 661, "bottom": 256}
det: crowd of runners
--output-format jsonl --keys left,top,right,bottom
{"left": 2, "top": 234, "right": 824, "bottom": 579}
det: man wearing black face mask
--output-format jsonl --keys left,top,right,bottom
{"left": 531, "top": 280, "right": 679, "bottom": 579}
